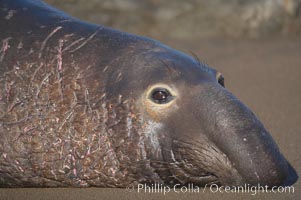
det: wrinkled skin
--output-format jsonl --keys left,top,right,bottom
{"left": 0, "top": 0, "right": 298, "bottom": 187}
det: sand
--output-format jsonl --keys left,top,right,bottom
{"left": 0, "top": 36, "right": 300, "bottom": 200}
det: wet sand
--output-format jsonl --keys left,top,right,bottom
{"left": 0, "top": 36, "right": 300, "bottom": 200}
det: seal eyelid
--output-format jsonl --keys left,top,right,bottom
{"left": 150, "top": 88, "right": 174, "bottom": 104}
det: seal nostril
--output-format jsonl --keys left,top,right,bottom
{"left": 281, "top": 162, "right": 298, "bottom": 186}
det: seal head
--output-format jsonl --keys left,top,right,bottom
{"left": 105, "top": 45, "right": 297, "bottom": 187}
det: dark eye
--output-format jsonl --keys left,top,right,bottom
{"left": 150, "top": 88, "right": 173, "bottom": 104}
{"left": 217, "top": 75, "right": 225, "bottom": 87}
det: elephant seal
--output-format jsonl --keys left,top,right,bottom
{"left": 0, "top": 0, "right": 297, "bottom": 187}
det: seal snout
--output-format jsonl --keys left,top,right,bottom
{"left": 216, "top": 114, "right": 298, "bottom": 187}
{"left": 192, "top": 85, "right": 298, "bottom": 187}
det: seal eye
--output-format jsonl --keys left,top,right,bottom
{"left": 150, "top": 88, "right": 173, "bottom": 104}
{"left": 217, "top": 75, "right": 225, "bottom": 87}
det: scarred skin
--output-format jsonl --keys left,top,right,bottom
{"left": 0, "top": 0, "right": 298, "bottom": 187}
